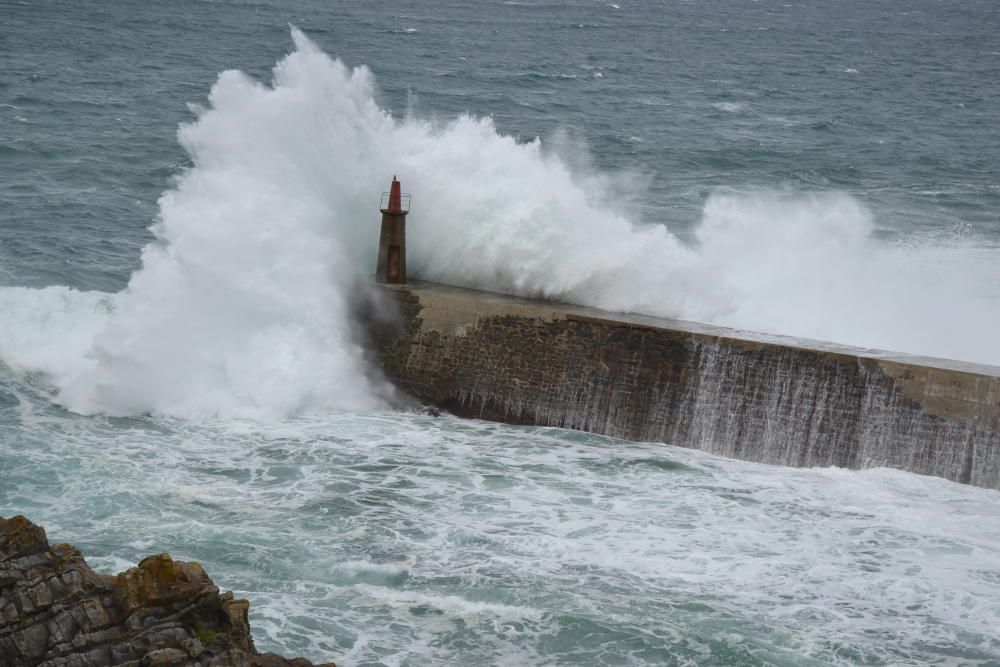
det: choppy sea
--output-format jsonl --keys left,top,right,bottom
{"left": 1, "top": 1, "right": 999, "bottom": 664}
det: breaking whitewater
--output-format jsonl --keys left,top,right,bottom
{"left": 1, "top": 30, "right": 1000, "bottom": 666}
{"left": 1, "top": 30, "right": 999, "bottom": 420}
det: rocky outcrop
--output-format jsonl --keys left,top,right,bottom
{"left": 0, "top": 516, "right": 335, "bottom": 667}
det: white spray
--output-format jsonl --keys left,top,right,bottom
{"left": 0, "top": 28, "right": 997, "bottom": 418}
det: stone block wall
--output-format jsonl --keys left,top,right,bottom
{"left": 364, "top": 282, "right": 1000, "bottom": 490}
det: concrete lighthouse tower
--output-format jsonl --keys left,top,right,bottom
{"left": 375, "top": 177, "right": 409, "bottom": 284}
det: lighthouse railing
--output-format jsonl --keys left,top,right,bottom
{"left": 379, "top": 192, "right": 412, "bottom": 212}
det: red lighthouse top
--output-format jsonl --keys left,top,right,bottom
{"left": 388, "top": 178, "right": 402, "bottom": 212}
{"left": 380, "top": 176, "right": 410, "bottom": 214}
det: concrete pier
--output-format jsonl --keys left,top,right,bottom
{"left": 366, "top": 281, "right": 1000, "bottom": 489}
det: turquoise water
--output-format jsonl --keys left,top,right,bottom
{"left": 2, "top": 1, "right": 1000, "bottom": 664}
{"left": 4, "top": 381, "right": 1000, "bottom": 665}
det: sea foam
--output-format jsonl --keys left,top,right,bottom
{"left": 0, "top": 28, "right": 998, "bottom": 418}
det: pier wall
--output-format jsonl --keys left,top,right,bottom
{"left": 365, "top": 282, "right": 1000, "bottom": 489}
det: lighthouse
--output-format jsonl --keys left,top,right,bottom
{"left": 375, "top": 177, "right": 410, "bottom": 284}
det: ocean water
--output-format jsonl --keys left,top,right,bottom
{"left": 1, "top": 0, "right": 1000, "bottom": 664}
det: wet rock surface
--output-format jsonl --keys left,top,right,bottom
{"left": 0, "top": 515, "right": 335, "bottom": 667}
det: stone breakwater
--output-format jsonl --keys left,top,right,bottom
{"left": 0, "top": 515, "right": 335, "bottom": 667}
{"left": 366, "top": 281, "right": 1000, "bottom": 489}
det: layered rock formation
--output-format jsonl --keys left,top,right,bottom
{"left": 0, "top": 515, "right": 335, "bottom": 667}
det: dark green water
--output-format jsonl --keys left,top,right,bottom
{"left": 2, "top": 1, "right": 1000, "bottom": 664}
{"left": 3, "top": 0, "right": 999, "bottom": 290}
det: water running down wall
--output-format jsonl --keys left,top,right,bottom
{"left": 3, "top": 28, "right": 998, "bottom": 422}
{"left": 366, "top": 282, "right": 1000, "bottom": 490}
